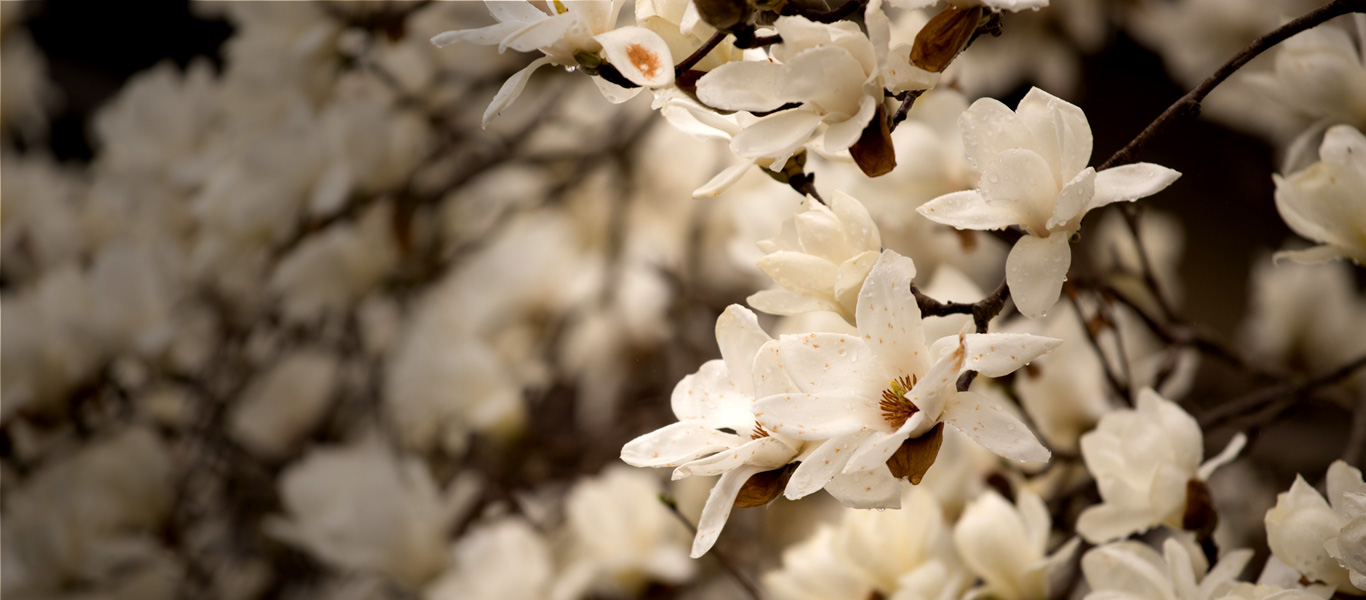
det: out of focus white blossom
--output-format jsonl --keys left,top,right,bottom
{"left": 1265, "top": 460, "right": 1366, "bottom": 594}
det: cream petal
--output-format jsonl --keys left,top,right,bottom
{"left": 431, "top": 22, "right": 527, "bottom": 48}
{"left": 1016, "top": 87, "right": 1093, "bottom": 185}
{"left": 918, "top": 190, "right": 1020, "bottom": 230}
{"left": 1081, "top": 542, "right": 1174, "bottom": 598}
{"left": 785, "top": 434, "right": 864, "bottom": 500}
{"left": 1320, "top": 125, "right": 1366, "bottom": 176}
{"left": 1196, "top": 432, "right": 1246, "bottom": 481}
{"left": 621, "top": 421, "right": 742, "bottom": 468}
{"left": 980, "top": 149, "right": 1060, "bottom": 235}
{"left": 1089, "top": 163, "right": 1181, "bottom": 212}
{"left": 1005, "top": 234, "right": 1071, "bottom": 319}
{"left": 1332, "top": 517, "right": 1366, "bottom": 577}
{"left": 696, "top": 60, "right": 786, "bottom": 113}
{"left": 842, "top": 418, "right": 920, "bottom": 474}
{"left": 1077, "top": 503, "right": 1162, "bottom": 544}
{"left": 955, "top": 491, "right": 1038, "bottom": 600}
{"left": 824, "top": 465, "right": 903, "bottom": 509}
{"left": 777, "top": 46, "right": 868, "bottom": 116}
{"left": 747, "top": 288, "right": 828, "bottom": 316}
{"left": 1047, "top": 167, "right": 1096, "bottom": 231}
{"left": 1326, "top": 460, "right": 1366, "bottom": 513}
{"left": 730, "top": 109, "right": 824, "bottom": 165}
{"left": 833, "top": 251, "right": 880, "bottom": 316}
{"left": 595, "top": 26, "right": 675, "bottom": 88}
{"left": 1273, "top": 244, "right": 1351, "bottom": 265}
{"left": 754, "top": 390, "right": 880, "bottom": 440}
{"left": 822, "top": 95, "right": 878, "bottom": 153}
{"left": 752, "top": 339, "right": 801, "bottom": 398}
{"left": 488, "top": 0, "right": 549, "bottom": 23}
{"left": 693, "top": 163, "right": 751, "bottom": 198}
{"left": 590, "top": 74, "right": 643, "bottom": 104}
{"left": 960, "top": 97, "right": 1035, "bottom": 172}
{"left": 500, "top": 12, "right": 576, "bottom": 52}
{"left": 942, "top": 391, "right": 1051, "bottom": 463}
{"left": 854, "top": 249, "right": 931, "bottom": 378}
{"left": 829, "top": 190, "right": 881, "bottom": 251}
{"left": 777, "top": 332, "right": 883, "bottom": 394}
{"left": 715, "top": 304, "right": 772, "bottom": 396}
{"left": 757, "top": 251, "right": 839, "bottom": 300}
{"left": 958, "top": 333, "right": 1062, "bottom": 377}
{"left": 674, "top": 436, "right": 796, "bottom": 478}
{"left": 692, "top": 465, "right": 762, "bottom": 557}
{"left": 482, "top": 57, "right": 554, "bottom": 127}
{"left": 796, "top": 206, "right": 856, "bottom": 262}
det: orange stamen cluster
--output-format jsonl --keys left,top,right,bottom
{"left": 751, "top": 423, "right": 770, "bottom": 440}
{"left": 879, "top": 374, "right": 920, "bottom": 428}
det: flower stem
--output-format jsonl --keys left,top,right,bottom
{"left": 657, "top": 495, "right": 762, "bottom": 600}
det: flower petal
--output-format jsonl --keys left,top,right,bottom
{"left": 730, "top": 109, "right": 824, "bottom": 165}
{"left": 747, "top": 288, "right": 827, "bottom": 316}
{"left": 958, "top": 333, "right": 1062, "bottom": 377}
{"left": 1320, "top": 124, "right": 1366, "bottom": 175}
{"left": 757, "top": 251, "right": 839, "bottom": 301}
{"left": 488, "top": 0, "right": 549, "bottom": 24}
{"left": 431, "top": 22, "right": 528, "bottom": 47}
{"left": 696, "top": 60, "right": 786, "bottom": 113}
{"left": 692, "top": 465, "right": 763, "bottom": 557}
{"left": 960, "top": 97, "right": 1035, "bottom": 172}
{"left": 855, "top": 249, "right": 931, "bottom": 378}
{"left": 621, "top": 421, "right": 744, "bottom": 468}
{"left": 1005, "top": 234, "right": 1071, "bottom": 319}
{"left": 918, "top": 190, "right": 1020, "bottom": 230}
{"left": 785, "top": 434, "right": 864, "bottom": 500}
{"left": 980, "top": 149, "right": 1060, "bottom": 235}
{"left": 1016, "top": 87, "right": 1092, "bottom": 186}
{"left": 942, "top": 391, "right": 1051, "bottom": 463}
{"left": 824, "top": 465, "right": 903, "bottom": 509}
{"left": 500, "top": 11, "right": 575, "bottom": 53}
{"left": 1077, "top": 503, "right": 1162, "bottom": 544}
{"left": 1089, "top": 163, "right": 1181, "bottom": 212}
{"left": 777, "top": 332, "right": 883, "bottom": 395}
{"left": 715, "top": 304, "right": 772, "bottom": 396}
{"left": 674, "top": 436, "right": 796, "bottom": 478}
{"left": 1047, "top": 167, "right": 1096, "bottom": 231}
{"left": 755, "top": 390, "right": 880, "bottom": 440}
{"left": 596, "top": 26, "right": 675, "bottom": 88}
{"left": 693, "top": 163, "right": 751, "bottom": 198}
{"left": 829, "top": 190, "right": 881, "bottom": 251}
{"left": 482, "top": 57, "right": 553, "bottom": 128}
{"left": 1273, "top": 244, "right": 1349, "bottom": 265}
{"left": 777, "top": 46, "right": 868, "bottom": 116}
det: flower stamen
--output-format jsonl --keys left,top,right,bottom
{"left": 879, "top": 374, "right": 919, "bottom": 428}
{"left": 751, "top": 423, "right": 770, "bottom": 440}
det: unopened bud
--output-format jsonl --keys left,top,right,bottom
{"left": 849, "top": 105, "right": 896, "bottom": 178}
{"left": 910, "top": 5, "right": 986, "bottom": 73}
{"left": 695, "top": 0, "right": 751, "bottom": 32}
{"left": 888, "top": 423, "right": 945, "bottom": 484}
{"left": 1182, "top": 478, "right": 1218, "bottom": 537}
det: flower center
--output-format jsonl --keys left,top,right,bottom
{"left": 879, "top": 374, "right": 919, "bottom": 429}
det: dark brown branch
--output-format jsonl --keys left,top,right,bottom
{"left": 909, "top": 278, "right": 1011, "bottom": 392}
{"left": 675, "top": 31, "right": 727, "bottom": 77}
{"left": 658, "top": 495, "right": 762, "bottom": 600}
{"left": 1198, "top": 353, "right": 1366, "bottom": 429}
{"left": 889, "top": 89, "right": 925, "bottom": 130}
{"left": 1098, "top": 0, "right": 1366, "bottom": 171}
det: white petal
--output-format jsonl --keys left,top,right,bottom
{"left": 1320, "top": 124, "right": 1366, "bottom": 175}
{"left": 959, "top": 333, "right": 1062, "bottom": 377}
{"left": 822, "top": 95, "right": 878, "bottom": 153}
{"left": 1196, "top": 432, "right": 1246, "bottom": 481}
{"left": 674, "top": 436, "right": 795, "bottom": 478}
{"left": 955, "top": 491, "right": 1039, "bottom": 598}
{"left": 693, "top": 163, "right": 751, "bottom": 198}
{"left": 488, "top": 0, "right": 549, "bottom": 24}
{"left": 1005, "top": 234, "right": 1071, "bottom": 319}
{"left": 731, "top": 109, "right": 824, "bottom": 165}
{"left": 980, "top": 149, "right": 1059, "bottom": 236}
{"left": 918, "top": 190, "right": 1020, "bottom": 230}
{"left": 1077, "top": 503, "right": 1161, "bottom": 544}
{"left": 824, "top": 465, "right": 903, "bottom": 509}
{"left": 482, "top": 57, "right": 553, "bottom": 128}
{"left": 752, "top": 339, "right": 800, "bottom": 399}
{"left": 785, "top": 434, "right": 863, "bottom": 500}
{"left": 1047, "top": 167, "right": 1096, "bottom": 231}
{"left": 960, "top": 96, "right": 1035, "bottom": 172}
{"left": 1326, "top": 460, "right": 1366, "bottom": 513}
{"left": 1081, "top": 541, "right": 1172, "bottom": 596}
{"left": 1089, "top": 163, "right": 1181, "bottom": 211}
{"left": 833, "top": 251, "right": 880, "bottom": 316}
{"left": 777, "top": 46, "right": 867, "bottom": 116}
{"left": 1016, "top": 87, "right": 1092, "bottom": 185}
{"left": 500, "top": 12, "right": 575, "bottom": 53}
{"left": 589, "top": 74, "right": 643, "bottom": 104}
{"left": 942, "top": 391, "right": 1051, "bottom": 463}
{"left": 715, "top": 304, "right": 772, "bottom": 396}
{"left": 621, "top": 421, "right": 743, "bottom": 468}
{"left": 595, "top": 26, "right": 675, "bottom": 88}
{"left": 696, "top": 60, "right": 786, "bottom": 112}
{"left": 1273, "top": 244, "right": 1350, "bottom": 265}
{"left": 855, "top": 249, "right": 930, "bottom": 378}
{"left": 431, "top": 22, "right": 527, "bottom": 48}
{"left": 754, "top": 390, "right": 879, "bottom": 440}
{"left": 747, "top": 288, "right": 827, "bottom": 316}
{"left": 829, "top": 190, "right": 881, "bottom": 251}
{"left": 842, "top": 420, "right": 920, "bottom": 473}
{"left": 756, "top": 251, "right": 839, "bottom": 301}
{"left": 692, "top": 465, "right": 762, "bottom": 557}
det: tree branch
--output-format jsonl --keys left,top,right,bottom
{"left": 658, "top": 495, "right": 762, "bottom": 600}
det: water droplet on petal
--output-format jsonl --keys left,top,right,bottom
{"left": 564, "top": 65, "right": 577, "bottom": 73}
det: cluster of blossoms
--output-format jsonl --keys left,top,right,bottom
{"left": 3, "top": 0, "right": 1366, "bottom": 599}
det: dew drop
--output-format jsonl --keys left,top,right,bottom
{"left": 837, "top": 348, "right": 847, "bottom": 357}
{"left": 1006, "top": 423, "right": 1016, "bottom": 431}
{"left": 876, "top": 508, "right": 886, "bottom": 512}
{"left": 564, "top": 65, "right": 577, "bottom": 73}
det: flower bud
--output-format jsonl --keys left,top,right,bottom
{"left": 734, "top": 464, "right": 795, "bottom": 507}
{"left": 910, "top": 5, "right": 986, "bottom": 73}
{"left": 887, "top": 423, "right": 944, "bottom": 484}
{"left": 695, "top": 0, "right": 752, "bottom": 32}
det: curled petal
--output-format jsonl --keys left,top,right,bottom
{"left": 596, "top": 26, "right": 675, "bottom": 88}
{"left": 731, "top": 109, "right": 824, "bottom": 166}
{"left": 918, "top": 190, "right": 1019, "bottom": 230}
{"left": 1090, "top": 163, "right": 1181, "bottom": 212}
{"left": 958, "top": 333, "right": 1062, "bottom": 377}
{"left": 1005, "top": 234, "right": 1071, "bottom": 319}
{"left": 483, "top": 57, "right": 553, "bottom": 128}
{"left": 621, "top": 422, "right": 742, "bottom": 468}
{"left": 942, "top": 391, "right": 1051, "bottom": 463}
{"left": 692, "top": 465, "right": 763, "bottom": 557}
{"left": 696, "top": 61, "right": 786, "bottom": 112}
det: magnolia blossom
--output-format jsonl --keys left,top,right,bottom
{"left": 622, "top": 305, "right": 900, "bottom": 557}
{"left": 954, "top": 489, "right": 1079, "bottom": 600}
{"left": 1265, "top": 460, "right": 1366, "bottom": 594}
{"left": 431, "top": 0, "right": 674, "bottom": 126}
{"left": 764, "top": 488, "right": 971, "bottom": 600}
{"left": 1077, "top": 389, "right": 1247, "bottom": 544}
{"left": 753, "top": 250, "right": 1060, "bottom": 500}
{"left": 748, "top": 191, "right": 883, "bottom": 324}
{"left": 1272, "top": 124, "right": 1366, "bottom": 264}
{"left": 917, "top": 87, "right": 1180, "bottom": 318}
{"left": 696, "top": 12, "right": 889, "bottom": 166}
{"left": 1079, "top": 538, "right": 1316, "bottom": 600}
{"left": 424, "top": 517, "right": 554, "bottom": 600}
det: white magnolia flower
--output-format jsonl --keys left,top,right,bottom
{"left": 917, "top": 87, "right": 1181, "bottom": 318}
{"left": 1077, "top": 389, "right": 1247, "bottom": 544}
{"left": 748, "top": 191, "right": 883, "bottom": 324}
{"left": 431, "top": 0, "right": 675, "bottom": 125}
{"left": 954, "top": 489, "right": 1080, "bottom": 600}
{"left": 424, "top": 517, "right": 554, "bottom": 600}
{"left": 267, "top": 436, "right": 475, "bottom": 588}
{"left": 764, "top": 488, "right": 971, "bottom": 600}
{"left": 1240, "top": 259, "right": 1366, "bottom": 395}
{"left": 554, "top": 467, "right": 695, "bottom": 600}
{"left": 753, "top": 250, "right": 1060, "bottom": 500}
{"left": 1007, "top": 303, "right": 1110, "bottom": 454}
{"left": 696, "top": 12, "right": 888, "bottom": 166}
{"left": 1082, "top": 538, "right": 1278, "bottom": 600}
{"left": 1265, "top": 460, "right": 1366, "bottom": 594}
{"left": 622, "top": 304, "right": 899, "bottom": 557}
{"left": 1272, "top": 124, "right": 1366, "bottom": 264}
{"left": 228, "top": 349, "right": 338, "bottom": 458}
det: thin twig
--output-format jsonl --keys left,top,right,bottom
{"left": 675, "top": 31, "right": 726, "bottom": 77}
{"left": 659, "top": 495, "right": 762, "bottom": 600}
{"left": 909, "top": 278, "right": 1011, "bottom": 392}
{"left": 1198, "top": 353, "right": 1366, "bottom": 429}
{"left": 1098, "top": 0, "right": 1366, "bottom": 171}
{"left": 1065, "top": 287, "right": 1131, "bottom": 405}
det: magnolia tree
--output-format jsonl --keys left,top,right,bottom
{"left": 2, "top": 1, "right": 1365, "bottom": 600}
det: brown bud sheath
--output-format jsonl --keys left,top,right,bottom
{"left": 910, "top": 6, "right": 985, "bottom": 73}
{"left": 734, "top": 464, "right": 796, "bottom": 507}
{"left": 1182, "top": 478, "right": 1218, "bottom": 538}
{"left": 849, "top": 104, "right": 897, "bottom": 178}
{"left": 695, "top": 0, "right": 751, "bottom": 32}
{"left": 888, "top": 423, "right": 945, "bottom": 484}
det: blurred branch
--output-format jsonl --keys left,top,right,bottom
{"left": 1198, "top": 353, "right": 1366, "bottom": 430}
{"left": 658, "top": 495, "right": 762, "bottom": 600}
{"left": 909, "top": 277, "right": 1010, "bottom": 392}
{"left": 1064, "top": 285, "right": 1132, "bottom": 406}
